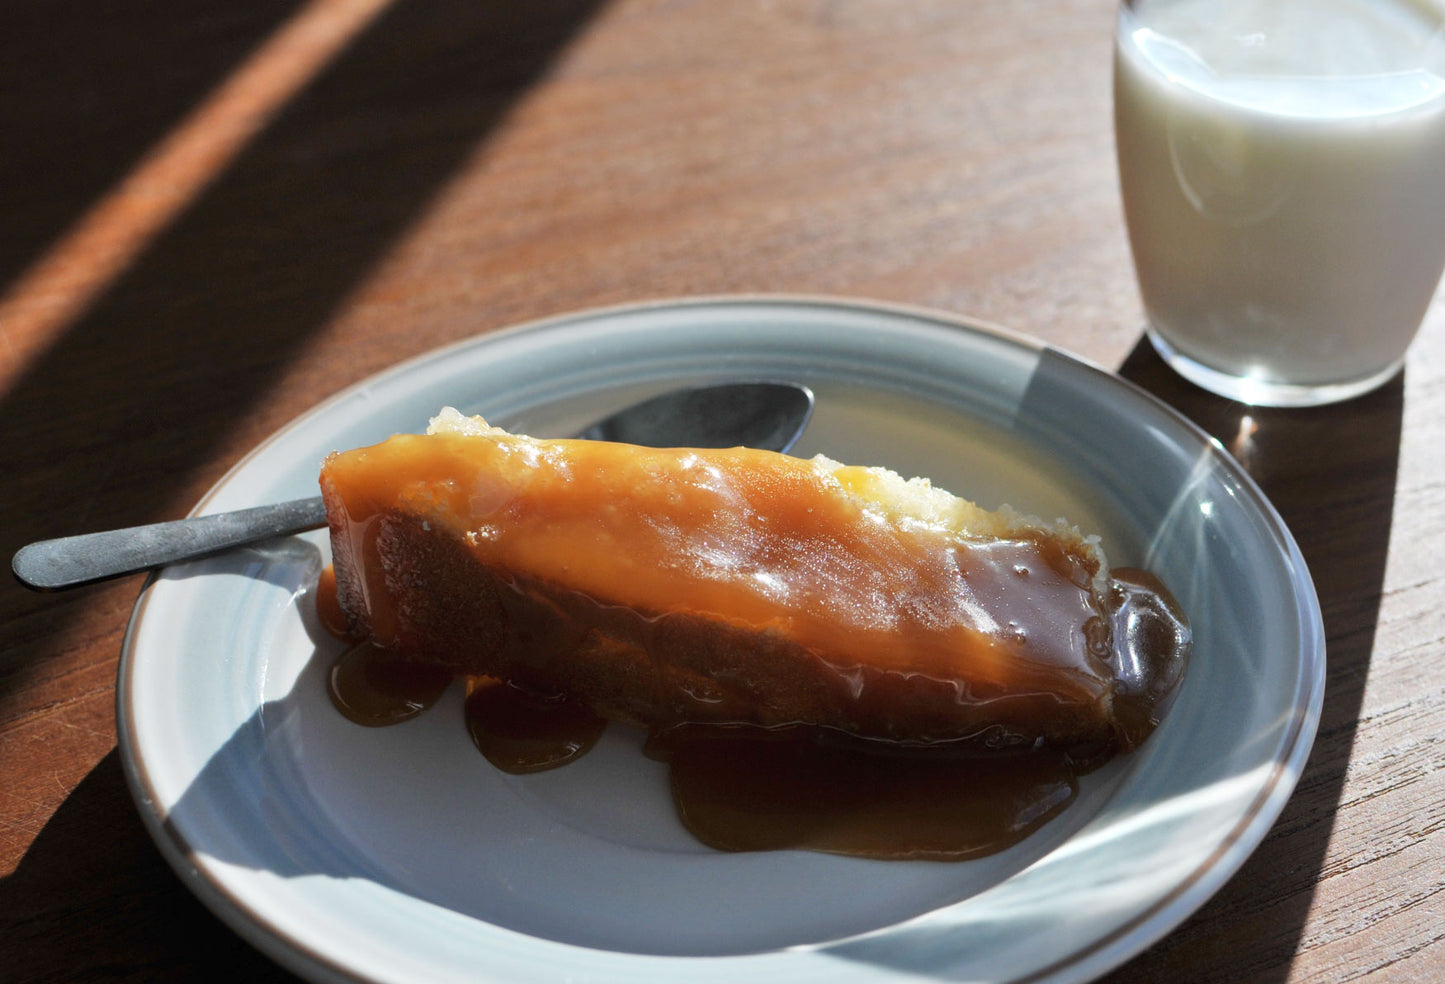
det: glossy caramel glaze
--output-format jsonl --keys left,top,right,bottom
{"left": 319, "top": 411, "right": 1159, "bottom": 750}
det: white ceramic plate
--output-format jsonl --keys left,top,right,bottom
{"left": 119, "top": 297, "right": 1324, "bottom": 984}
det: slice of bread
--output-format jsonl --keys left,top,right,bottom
{"left": 320, "top": 409, "right": 1127, "bottom": 750}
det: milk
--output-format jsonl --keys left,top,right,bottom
{"left": 1114, "top": 0, "right": 1445, "bottom": 403}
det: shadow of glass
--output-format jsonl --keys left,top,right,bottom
{"left": 1098, "top": 337, "right": 1402, "bottom": 983}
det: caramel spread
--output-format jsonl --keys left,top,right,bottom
{"left": 318, "top": 409, "right": 1190, "bottom": 859}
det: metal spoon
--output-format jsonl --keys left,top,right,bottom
{"left": 13, "top": 381, "right": 814, "bottom": 591}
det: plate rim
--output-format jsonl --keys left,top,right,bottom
{"left": 116, "top": 293, "right": 1326, "bottom": 984}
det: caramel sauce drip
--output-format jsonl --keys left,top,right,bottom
{"left": 327, "top": 639, "right": 452, "bottom": 726}
{"left": 1107, "top": 567, "right": 1192, "bottom": 747}
{"left": 314, "top": 565, "right": 352, "bottom": 641}
{"left": 652, "top": 724, "right": 1078, "bottom": 861}
{"left": 464, "top": 677, "right": 605, "bottom": 774}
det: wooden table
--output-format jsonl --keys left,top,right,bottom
{"left": 3, "top": 1, "right": 1441, "bottom": 980}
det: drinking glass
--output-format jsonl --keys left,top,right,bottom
{"left": 1114, "top": 0, "right": 1445, "bottom": 406}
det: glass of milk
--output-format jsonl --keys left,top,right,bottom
{"left": 1114, "top": 0, "right": 1445, "bottom": 406}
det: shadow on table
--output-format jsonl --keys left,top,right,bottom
{"left": 0, "top": 0, "right": 605, "bottom": 713}
{"left": 0, "top": 0, "right": 605, "bottom": 544}
{"left": 0, "top": 748, "right": 300, "bottom": 984}
{"left": 1, "top": 0, "right": 603, "bottom": 979}
{"left": 0, "top": 0, "right": 294, "bottom": 291}
{"left": 1099, "top": 337, "right": 1402, "bottom": 983}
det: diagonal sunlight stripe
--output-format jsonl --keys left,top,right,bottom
{"left": 0, "top": 0, "right": 396, "bottom": 391}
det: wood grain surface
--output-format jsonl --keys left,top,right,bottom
{"left": 2, "top": 1, "right": 1441, "bottom": 981}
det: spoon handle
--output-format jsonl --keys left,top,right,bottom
{"left": 14, "top": 381, "right": 813, "bottom": 592}
{"left": 13, "top": 496, "right": 328, "bottom": 591}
